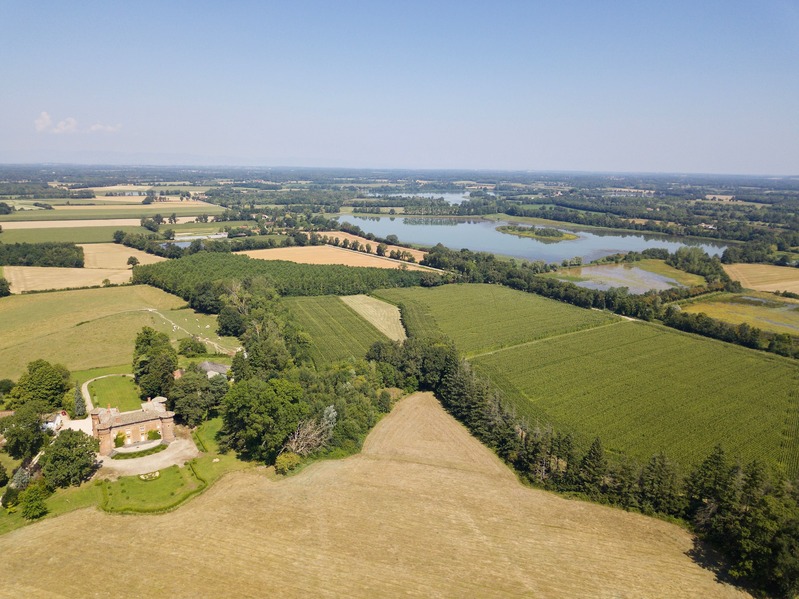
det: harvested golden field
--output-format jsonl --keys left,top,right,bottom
{"left": 318, "top": 230, "right": 428, "bottom": 262}
{"left": 0, "top": 393, "right": 747, "bottom": 598}
{"left": 3, "top": 266, "right": 131, "bottom": 292}
{"left": 723, "top": 263, "right": 799, "bottom": 293}
{"left": 78, "top": 243, "right": 166, "bottom": 269}
{"left": 53, "top": 200, "right": 213, "bottom": 211}
{"left": 340, "top": 294, "right": 407, "bottom": 341}
{"left": 242, "top": 245, "right": 431, "bottom": 271}
{"left": 0, "top": 217, "right": 196, "bottom": 229}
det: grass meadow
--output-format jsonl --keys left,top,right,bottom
{"left": 0, "top": 225, "right": 147, "bottom": 244}
{"left": 284, "top": 296, "right": 388, "bottom": 365}
{"left": 680, "top": 292, "right": 799, "bottom": 336}
{"left": 0, "top": 202, "right": 224, "bottom": 221}
{"left": 0, "top": 285, "right": 237, "bottom": 380}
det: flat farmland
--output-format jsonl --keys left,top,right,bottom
{"left": 79, "top": 243, "right": 166, "bottom": 269}
{"left": 681, "top": 292, "right": 799, "bottom": 336}
{"left": 242, "top": 245, "right": 432, "bottom": 272}
{"left": 0, "top": 285, "right": 237, "bottom": 380}
{"left": 0, "top": 217, "right": 196, "bottom": 229}
{"left": 723, "top": 263, "right": 799, "bottom": 293}
{"left": 0, "top": 225, "right": 146, "bottom": 244}
{"left": 4, "top": 266, "right": 131, "bottom": 292}
{"left": 0, "top": 201, "right": 223, "bottom": 221}
{"left": 374, "top": 284, "right": 618, "bottom": 355}
{"left": 473, "top": 321, "right": 799, "bottom": 475}
{"left": 284, "top": 295, "right": 388, "bottom": 365}
{"left": 340, "top": 294, "right": 406, "bottom": 341}
{"left": 0, "top": 393, "right": 746, "bottom": 598}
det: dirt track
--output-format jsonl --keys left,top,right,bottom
{"left": 0, "top": 393, "right": 747, "bottom": 598}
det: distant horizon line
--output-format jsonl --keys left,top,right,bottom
{"left": 0, "top": 161, "right": 797, "bottom": 180}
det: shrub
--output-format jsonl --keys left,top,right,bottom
{"left": 114, "top": 432, "right": 126, "bottom": 448}
{"left": 178, "top": 336, "right": 206, "bottom": 357}
{"left": 19, "top": 482, "right": 50, "bottom": 520}
{"left": 275, "top": 452, "right": 301, "bottom": 475}
{"left": 1, "top": 486, "right": 19, "bottom": 508}
{"left": 11, "top": 467, "right": 31, "bottom": 491}
{"left": 147, "top": 429, "right": 162, "bottom": 440}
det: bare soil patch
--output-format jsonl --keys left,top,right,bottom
{"left": 242, "top": 245, "right": 431, "bottom": 271}
{"left": 4, "top": 266, "right": 131, "bottom": 292}
{"left": 79, "top": 243, "right": 166, "bottom": 269}
{"left": 340, "top": 294, "right": 407, "bottom": 341}
{"left": 723, "top": 263, "right": 799, "bottom": 293}
{"left": 0, "top": 392, "right": 747, "bottom": 598}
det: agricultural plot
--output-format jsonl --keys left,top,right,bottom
{"left": 242, "top": 245, "right": 431, "bottom": 271}
{"left": 0, "top": 218, "right": 195, "bottom": 229}
{"left": 0, "top": 285, "right": 237, "bottom": 380}
{"left": 0, "top": 393, "right": 744, "bottom": 598}
{"left": 473, "top": 321, "right": 799, "bottom": 475}
{"left": 79, "top": 243, "right": 166, "bottom": 269}
{"left": 317, "top": 230, "right": 428, "bottom": 262}
{"left": 681, "top": 292, "right": 799, "bottom": 336}
{"left": 0, "top": 202, "right": 223, "bottom": 221}
{"left": 374, "top": 284, "right": 618, "bottom": 355}
{"left": 0, "top": 225, "right": 146, "bottom": 244}
{"left": 3, "top": 266, "right": 131, "bottom": 292}
{"left": 284, "top": 296, "right": 388, "bottom": 365}
{"left": 723, "top": 263, "right": 799, "bottom": 293}
{"left": 340, "top": 294, "right": 406, "bottom": 341}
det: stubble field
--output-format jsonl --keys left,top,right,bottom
{"left": 0, "top": 392, "right": 747, "bottom": 598}
{"left": 723, "top": 263, "right": 799, "bottom": 293}
{"left": 242, "top": 245, "right": 431, "bottom": 271}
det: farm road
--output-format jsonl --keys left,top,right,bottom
{"left": 468, "top": 318, "right": 629, "bottom": 359}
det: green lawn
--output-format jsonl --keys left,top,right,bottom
{"left": 284, "top": 296, "right": 388, "bottom": 365}
{"left": 374, "top": 284, "right": 618, "bottom": 356}
{"left": 101, "top": 465, "right": 202, "bottom": 512}
{"left": 88, "top": 375, "right": 141, "bottom": 411}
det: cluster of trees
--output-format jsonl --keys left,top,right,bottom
{"left": 0, "top": 277, "right": 10, "bottom": 297}
{"left": 0, "top": 360, "right": 98, "bottom": 519}
{"left": 132, "top": 252, "right": 436, "bottom": 302}
{"left": 365, "top": 336, "right": 799, "bottom": 597}
{"left": 132, "top": 328, "right": 178, "bottom": 399}
{"left": 0, "top": 242, "right": 84, "bottom": 268}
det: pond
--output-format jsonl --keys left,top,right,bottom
{"left": 551, "top": 264, "right": 685, "bottom": 294}
{"left": 338, "top": 215, "right": 727, "bottom": 264}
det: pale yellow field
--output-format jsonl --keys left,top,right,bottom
{"left": 242, "top": 245, "right": 431, "bottom": 271}
{"left": 340, "top": 294, "right": 407, "bottom": 341}
{"left": 318, "top": 230, "right": 428, "bottom": 262}
{"left": 723, "top": 263, "right": 799, "bottom": 293}
{"left": 4, "top": 266, "right": 131, "bottom": 292}
{"left": 78, "top": 243, "right": 166, "bottom": 269}
{"left": 53, "top": 200, "right": 214, "bottom": 211}
{"left": 0, "top": 392, "right": 746, "bottom": 598}
{"left": 0, "top": 217, "right": 196, "bottom": 229}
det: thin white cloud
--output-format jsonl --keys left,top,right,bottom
{"left": 52, "top": 117, "right": 78, "bottom": 134}
{"left": 34, "top": 112, "right": 121, "bottom": 134}
{"left": 34, "top": 111, "right": 52, "bottom": 132}
{"left": 89, "top": 123, "right": 122, "bottom": 133}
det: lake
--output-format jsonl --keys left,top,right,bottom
{"left": 338, "top": 215, "right": 727, "bottom": 263}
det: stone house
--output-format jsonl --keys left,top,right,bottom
{"left": 91, "top": 397, "right": 175, "bottom": 455}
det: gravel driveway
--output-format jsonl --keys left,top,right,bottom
{"left": 97, "top": 438, "right": 200, "bottom": 478}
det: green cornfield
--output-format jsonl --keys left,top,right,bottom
{"left": 474, "top": 321, "right": 799, "bottom": 475}
{"left": 284, "top": 296, "right": 388, "bottom": 366}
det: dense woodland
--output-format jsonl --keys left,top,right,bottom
{"left": 0, "top": 242, "right": 84, "bottom": 268}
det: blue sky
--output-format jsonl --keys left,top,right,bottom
{"left": 1, "top": 1, "right": 798, "bottom": 174}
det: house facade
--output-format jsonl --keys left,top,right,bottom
{"left": 91, "top": 397, "right": 175, "bottom": 455}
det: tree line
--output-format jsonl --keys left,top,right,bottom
{"left": 0, "top": 242, "right": 84, "bottom": 268}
